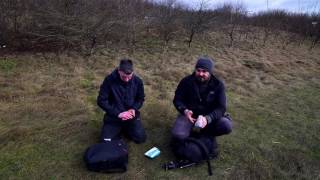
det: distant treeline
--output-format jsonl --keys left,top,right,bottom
{"left": 0, "top": 0, "right": 319, "bottom": 53}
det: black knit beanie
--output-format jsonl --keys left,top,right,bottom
{"left": 195, "top": 57, "right": 214, "bottom": 73}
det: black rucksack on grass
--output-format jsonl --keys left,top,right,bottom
{"left": 170, "top": 135, "right": 216, "bottom": 175}
{"left": 84, "top": 139, "right": 128, "bottom": 173}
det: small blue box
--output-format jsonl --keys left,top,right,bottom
{"left": 144, "top": 147, "right": 160, "bottom": 159}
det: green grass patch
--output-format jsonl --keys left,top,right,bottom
{"left": 1, "top": 81, "right": 319, "bottom": 179}
{"left": 221, "top": 82, "right": 320, "bottom": 179}
{"left": 0, "top": 58, "right": 16, "bottom": 73}
{"left": 0, "top": 46, "right": 319, "bottom": 179}
{"left": 80, "top": 71, "right": 95, "bottom": 90}
{"left": 80, "top": 79, "right": 93, "bottom": 89}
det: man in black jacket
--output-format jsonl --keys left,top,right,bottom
{"left": 97, "top": 59, "right": 146, "bottom": 143}
{"left": 171, "top": 57, "right": 232, "bottom": 153}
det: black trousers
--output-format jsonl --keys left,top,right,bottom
{"left": 100, "top": 115, "right": 146, "bottom": 144}
{"left": 171, "top": 115, "right": 232, "bottom": 140}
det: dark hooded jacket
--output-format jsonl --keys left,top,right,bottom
{"left": 97, "top": 69, "right": 145, "bottom": 119}
{"left": 173, "top": 73, "right": 226, "bottom": 124}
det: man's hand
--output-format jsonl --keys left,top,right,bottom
{"left": 118, "top": 111, "right": 134, "bottom": 121}
{"left": 184, "top": 109, "right": 196, "bottom": 123}
{"left": 195, "top": 115, "right": 207, "bottom": 128}
{"left": 128, "top": 109, "right": 135, "bottom": 117}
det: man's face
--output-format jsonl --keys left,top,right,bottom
{"left": 195, "top": 68, "right": 210, "bottom": 82}
{"left": 118, "top": 70, "right": 133, "bottom": 82}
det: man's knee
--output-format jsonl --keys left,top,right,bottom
{"left": 220, "top": 117, "right": 232, "bottom": 134}
{"left": 127, "top": 120, "right": 147, "bottom": 144}
{"left": 100, "top": 120, "right": 122, "bottom": 142}
{"left": 206, "top": 117, "right": 232, "bottom": 137}
{"left": 131, "top": 131, "right": 146, "bottom": 144}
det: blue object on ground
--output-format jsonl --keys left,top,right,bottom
{"left": 144, "top": 147, "right": 161, "bottom": 159}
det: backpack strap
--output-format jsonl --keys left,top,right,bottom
{"left": 186, "top": 137, "right": 213, "bottom": 176}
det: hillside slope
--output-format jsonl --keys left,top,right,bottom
{"left": 0, "top": 35, "right": 319, "bottom": 179}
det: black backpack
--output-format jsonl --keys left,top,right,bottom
{"left": 171, "top": 136, "right": 216, "bottom": 175}
{"left": 84, "top": 139, "right": 128, "bottom": 173}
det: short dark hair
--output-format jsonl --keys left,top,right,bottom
{"left": 119, "top": 59, "right": 133, "bottom": 74}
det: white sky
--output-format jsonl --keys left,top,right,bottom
{"left": 175, "top": 0, "right": 319, "bottom": 14}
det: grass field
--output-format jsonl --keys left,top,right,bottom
{"left": 0, "top": 36, "right": 319, "bottom": 179}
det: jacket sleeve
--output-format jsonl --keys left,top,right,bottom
{"left": 132, "top": 79, "right": 145, "bottom": 111}
{"left": 173, "top": 79, "right": 188, "bottom": 114}
{"left": 205, "top": 82, "right": 226, "bottom": 124}
{"left": 97, "top": 77, "right": 121, "bottom": 117}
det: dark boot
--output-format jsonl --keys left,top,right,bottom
{"left": 208, "top": 137, "right": 219, "bottom": 159}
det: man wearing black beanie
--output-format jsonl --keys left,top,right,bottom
{"left": 171, "top": 57, "right": 232, "bottom": 160}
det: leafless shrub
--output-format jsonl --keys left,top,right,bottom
{"left": 214, "top": 3, "right": 248, "bottom": 47}
{"left": 151, "top": 0, "right": 182, "bottom": 46}
{"left": 250, "top": 9, "right": 320, "bottom": 48}
{"left": 182, "top": 0, "right": 214, "bottom": 47}
{"left": 309, "top": 13, "right": 320, "bottom": 49}
{"left": 1, "top": 0, "right": 319, "bottom": 52}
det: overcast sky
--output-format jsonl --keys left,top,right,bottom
{"left": 175, "top": 0, "right": 319, "bottom": 14}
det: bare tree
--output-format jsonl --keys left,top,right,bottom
{"left": 153, "top": 0, "right": 181, "bottom": 46}
{"left": 310, "top": 14, "right": 320, "bottom": 49}
{"left": 113, "top": 0, "right": 146, "bottom": 50}
{"left": 215, "top": 3, "right": 247, "bottom": 47}
{"left": 1, "top": 0, "right": 319, "bottom": 52}
{"left": 183, "top": 0, "right": 213, "bottom": 47}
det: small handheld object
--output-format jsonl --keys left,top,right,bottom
{"left": 163, "top": 160, "right": 196, "bottom": 170}
{"left": 144, "top": 147, "right": 160, "bottom": 159}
